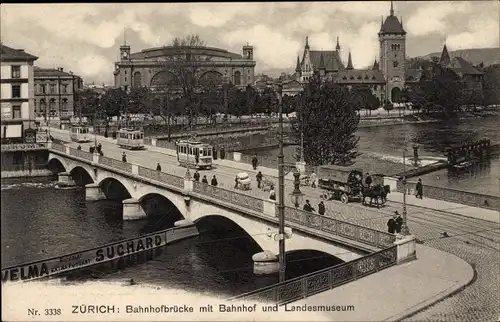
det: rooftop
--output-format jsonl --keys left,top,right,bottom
{"left": 34, "top": 67, "right": 76, "bottom": 78}
{"left": 0, "top": 43, "right": 38, "bottom": 61}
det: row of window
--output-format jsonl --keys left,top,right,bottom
{"left": 35, "top": 84, "right": 69, "bottom": 94}
{"left": 391, "top": 44, "right": 402, "bottom": 50}
{"left": 34, "top": 99, "right": 69, "bottom": 113}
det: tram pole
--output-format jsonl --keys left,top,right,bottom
{"left": 276, "top": 83, "right": 286, "bottom": 283}
{"left": 401, "top": 119, "right": 410, "bottom": 236}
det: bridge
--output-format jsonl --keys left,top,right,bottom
{"left": 46, "top": 142, "right": 400, "bottom": 272}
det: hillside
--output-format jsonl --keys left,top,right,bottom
{"left": 418, "top": 47, "right": 500, "bottom": 66}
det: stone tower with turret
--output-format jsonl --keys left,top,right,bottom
{"left": 379, "top": 1, "right": 406, "bottom": 103}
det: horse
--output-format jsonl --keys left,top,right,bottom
{"left": 362, "top": 184, "right": 391, "bottom": 208}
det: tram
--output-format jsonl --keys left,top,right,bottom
{"left": 176, "top": 140, "right": 213, "bottom": 170}
{"left": 69, "top": 125, "right": 91, "bottom": 143}
{"left": 117, "top": 128, "right": 145, "bottom": 150}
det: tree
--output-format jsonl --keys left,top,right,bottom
{"left": 74, "top": 89, "right": 100, "bottom": 121}
{"left": 128, "top": 86, "right": 153, "bottom": 114}
{"left": 101, "top": 88, "right": 127, "bottom": 126}
{"left": 291, "top": 75, "right": 360, "bottom": 166}
{"left": 156, "top": 34, "right": 208, "bottom": 129}
{"left": 350, "top": 85, "right": 379, "bottom": 116}
{"left": 482, "top": 64, "right": 500, "bottom": 106}
{"left": 417, "top": 64, "right": 465, "bottom": 116}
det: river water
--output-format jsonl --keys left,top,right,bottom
{"left": 1, "top": 178, "right": 343, "bottom": 297}
{"left": 245, "top": 116, "right": 500, "bottom": 196}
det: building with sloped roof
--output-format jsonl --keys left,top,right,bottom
{"left": 113, "top": 42, "right": 256, "bottom": 92}
{"left": 34, "top": 67, "right": 84, "bottom": 120}
{"left": 1, "top": 43, "right": 38, "bottom": 143}
{"left": 293, "top": 2, "right": 408, "bottom": 104}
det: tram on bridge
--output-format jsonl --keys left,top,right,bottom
{"left": 176, "top": 140, "right": 213, "bottom": 170}
{"left": 117, "top": 128, "right": 145, "bottom": 150}
{"left": 69, "top": 125, "right": 91, "bottom": 143}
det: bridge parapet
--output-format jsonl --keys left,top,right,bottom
{"left": 229, "top": 245, "right": 397, "bottom": 304}
{"left": 278, "top": 207, "right": 396, "bottom": 249}
{"left": 396, "top": 179, "right": 500, "bottom": 211}
{"left": 99, "top": 155, "right": 132, "bottom": 173}
{"left": 137, "top": 165, "right": 185, "bottom": 189}
{"left": 193, "top": 180, "right": 264, "bottom": 213}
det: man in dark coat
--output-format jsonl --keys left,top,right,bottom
{"left": 395, "top": 211, "right": 403, "bottom": 234}
{"left": 387, "top": 214, "right": 396, "bottom": 234}
{"left": 201, "top": 175, "right": 208, "bottom": 184}
{"left": 251, "top": 155, "right": 258, "bottom": 170}
{"left": 156, "top": 163, "right": 162, "bottom": 171}
{"left": 416, "top": 178, "right": 423, "bottom": 199}
{"left": 256, "top": 171, "right": 263, "bottom": 188}
{"left": 121, "top": 152, "right": 127, "bottom": 163}
{"left": 234, "top": 176, "right": 239, "bottom": 188}
{"left": 303, "top": 200, "right": 315, "bottom": 212}
{"left": 211, "top": 175, "right": 218, "bottom": 187}
{"left": 193, "top": 171, "right": 200, "bottom": 182}
{"left": 318, "top": 201, "right": 326, "bottom": 216}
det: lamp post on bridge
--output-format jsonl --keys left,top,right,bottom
{"left": 401, "top": 131, "right": 410, "bottom": 236}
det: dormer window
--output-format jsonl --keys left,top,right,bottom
{"left": 350, "top": 75, "right": 354, "bottom": 79}
{"left": 364, "top": 75, "right": 369, "bottom": 79}
{"left": 342, "top": 76, "right": 347, "bottom": 80}
{"left": 372, "top": 76, "right": 376, "bottom": 80}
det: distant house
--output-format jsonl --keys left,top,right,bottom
{"left": 0, "top": 43, "right": 38, "bottom": 143}
{"left": 34, "top": 67, "right": 84, "bottom": 120}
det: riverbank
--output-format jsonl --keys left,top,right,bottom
{"left": 1, "top": 169, "right": 53, "bottom": 179}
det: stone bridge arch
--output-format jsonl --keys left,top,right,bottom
{"left": 135, "top": 193, "right": 185, "bottom": 227}
{"left": 96, "top": 176, "right": 132, "bottom": 201}
{"left": 187, "top": 206, "right": 361, "bottom": 263}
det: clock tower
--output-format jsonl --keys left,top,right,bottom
{"left": 379, "top": 1, "right": 406, "bottom": 103}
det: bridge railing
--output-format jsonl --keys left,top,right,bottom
{"left": 51, "top": 143, "right": 66, "bottom": 153}
{"left": 99, "top": 155, "right": 133, "bottom": 173}
{"left": 228, "top": 245, "right": 397, "bottom": 304}
{"left": 192, "top": 180, "right": 264, "bottom": 213}
{"left": 137, "top": 165, "right": 185, "bottom": 188}
{"left": 0, "top": 143, "right": 48, "bottom": 151}
{"left": 280, "top": 206, "right": 397, "bottom": 249}
{"left": 69, "top": 147, "right": 94, "bottom": 162}
{"left": 396, "top": 180, "right": 500, "bottom": 211}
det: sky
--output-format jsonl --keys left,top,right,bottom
{"left": 1, "top": 1, "right": 499, "bottom": 85}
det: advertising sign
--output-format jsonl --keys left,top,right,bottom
{"left": 1, "top": 230, "right": 168, "bottom": 283}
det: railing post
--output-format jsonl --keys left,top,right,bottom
{"left": 92, "top": 152, "right": 99, "bottom": 163}
{"left": 65, "top": 146, "right": 70, "bottom": 154}
{"left": 131, "top": 163, "right": 139, "bottom": 175}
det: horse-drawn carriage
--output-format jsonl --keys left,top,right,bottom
{"left": 317, "top": 165, "right": 389, "bottom": 207}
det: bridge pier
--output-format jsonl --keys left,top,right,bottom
{"left": 122, "top": 198, "right": 147, "bottom": 220}
{"left": 252, "top": 250, "right": 279, "bottom": 275}
{"left": 85, "top": 183, "right": 106, "bottom": 201}
{"left": 57, "top": 172, "right": 75, "bottom": 187}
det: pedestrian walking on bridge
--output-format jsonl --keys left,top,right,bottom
{"left": 387, "top": 213, "right": 396, "bottom": 234}
{"left": 77, "top": 145, "right": 81, "bottom": 150}
{"left": 156, "top": 163, "right": 162, "bottom": 171}
{"left": 122, "top": 152, "right": 127, "bottom": 163}
{"left": 318, "top": 201, "right": 326, "bottom": 215}
{"left": 303, "top": 200, "right": 315, "bottom": 212}
{"left": 310, "top": 171, "right": 317, "bottom": 188}
{"left": 416, "top": 178, "right": 423, "bottom": 199}
{"left": 256, "top": 171, "right": 263, "bottom": 188}
{"left": 202, "top": 175, "right": 208, "bottom": 184}
{"left": 395, "top": 211, "right": 403, "bottom": 234}
{"left": 252, "top": 155, "right": 258, "bottom": 170}
{"left": 193, "top": 170, "right": 200, "bottom": 182}
{"left": 211, "top": 175, "right": 218, "bottom": 187}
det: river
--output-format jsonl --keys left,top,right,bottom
{"left": 244, "top": 116, "right": 500, "bottom": 196}
{"left": 1, "top": 177, "right": 343, "bottom": 296}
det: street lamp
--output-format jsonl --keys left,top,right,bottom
{"left": 289, "top": 170, "right": 304, "bottom": 208}
{"left": 274, "top": 81, "right": 287, "bottom": 283}
{"left": 401, "top": 137, "right": 410, "bottom": 236}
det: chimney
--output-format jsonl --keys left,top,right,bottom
{"left": 58, "top": 67, "right": 63, "bottom": 72}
